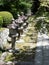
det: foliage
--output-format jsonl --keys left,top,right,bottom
{"left": 0, "top": 16, "right": 3, "bottom": 27}
{"left": 33, "top": 0, "right": 49, "bottom": 32}
{"left": 0, "top": 0, "right": 32, "bottom": 18}
{"left": 31, "top": 0, "right": 40, "bottom": 14}
{"left": 34, "top": 5, "right": 49, "bottom": 18}
{"left": 35, "top": 17, "right": 44, "bottom": 31}
{"left": 0, "top": 11, "right": 13, "bottom": 26}
{"left": 40, "top": 0, "right": 49, "bottom": 6}
{"left": 34, "top": 16, "right": 49, "bottom": 32}
{"left": 19, "top": 1, "right": 32, "bottom": 14}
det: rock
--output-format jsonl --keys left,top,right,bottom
{"left": 14, "top": 48, "right": 20, "bottom": 53}
{"left": 0, "top": 60, "right": 6, "bottom": 65}
{"left": 20, "top": 34, "right": 26, "bottom": 37}
{"left": 0, "top": 28, "right": 9, "bottom": 49}
{"left": 6, "top": 61, "right": 13, "bottom": 65}
{"left": 8, "top": 48, "right": 20, "bottom": 53}
{"left": 7, "top": 37, "right": 11, "bottom": 43}
{"left": 0, "top": 52, "right": 8, "bottom": 61}
{"left": 0, "top": 39, "right": 3, "bottom": 49}
{"left": 8, "top": 49, "right": 13, "bottom": 53}
{"left": 16, "top": 39, "right": 25, "bottom": 43}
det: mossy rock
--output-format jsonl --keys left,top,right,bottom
{"left": 0, "top": 11, "right": 13, "bottom": 26}
{"left": 0, "top": 51, "right": 2, "bottom": 57}
{"left": 5, "top": 53, "right": 15, "bottom": 62}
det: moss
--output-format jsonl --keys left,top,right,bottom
{"left": 0, "top": 11, "right": 13, "bottom": 26}
{"left": 5, "top": 53, "right": 15, "bottom": 62}
{"left": 0, "top": 51, "right": 2, "bottom": 57}
{"left": 0, "top": 16, "right": 3, "bottom": 27}
{"left": 0, "top": 28, "right": 6, "bottom": 31}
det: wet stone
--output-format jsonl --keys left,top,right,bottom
{"left": 0, "top": 52, "right": 8, "bottom": 61}
{"left": 6, "top": 61, "right": 13, "bottom": 65}
{"left": 0, "top": 60, "right": 6, "bottom": 65}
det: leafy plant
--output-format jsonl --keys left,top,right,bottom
{"left": 0, "top": 11, "right": 13, "bottom": 26}
{"left": 0, "top": 16, "right": 3, "bottom": 27}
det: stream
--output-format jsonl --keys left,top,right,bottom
{"left": 34, "top": 32, "right": 49, "bottom": 65}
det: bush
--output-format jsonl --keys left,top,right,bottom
{"left": 0, "top": 16, "right": 3, "bottom": 27}
{"left": 35, "top": 6, "right": 49, "bottom": 19}
{"left": 0, "top": 11, "right": 13, "bottom": 26}
{"left": 34, "top": 6, "right": 49, "bottom": 23}
{"left": 35, "top": 17, "right": 47, "bottom": 31}
{"left": 34, "top": 6, "right": 46, "bottom": 18}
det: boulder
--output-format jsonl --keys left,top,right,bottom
{"left": 0, "top": 52, "right": 8, "bottom": 61}
{"left": 0, "top": 60, "right": 6, "bottom": 65}
{"left": 6, "top": 61, "right": 13, "bottom": 65}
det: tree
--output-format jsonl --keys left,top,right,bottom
{"left": 34, "top": 0, "right": 49, "bottom": 32}
{"left": 0, "top": 0, "right": 32, "bottom": 18}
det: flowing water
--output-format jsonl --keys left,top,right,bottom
{"left": 34, "top": 22, "right": 49, "bottom": 65}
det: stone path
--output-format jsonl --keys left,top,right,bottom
{"left": 34, "top": 32, "right": 49, "bottom": 65}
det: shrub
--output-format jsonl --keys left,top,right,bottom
{"left": 35, "top": 6, "right": 49, "bottom": 19}
{"left": 0, "top": 11, "right": 13, "bottom": 26}
{"left": 34, "top": 6, "right": 49, "bottom": 23}
{"left": 35, "top": 17, "right": 47, "bottom": 31}
{"left": 0, "top": 16, "right": 3, "bottom": 27}
{"left": 34, "top": 6, "right": 46, "bottom": 18}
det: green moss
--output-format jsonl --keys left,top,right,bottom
{"left": 0, "top": 11, "right": 13, "bottom": 26}
{"left": 0, "top": 51, "right": 2, "bottom": 57}
{"left": 5, "top": 53, "right": 15, "bottom": 62}
{"left": 0, "top": 16, "right": 3, "bottom": 27}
